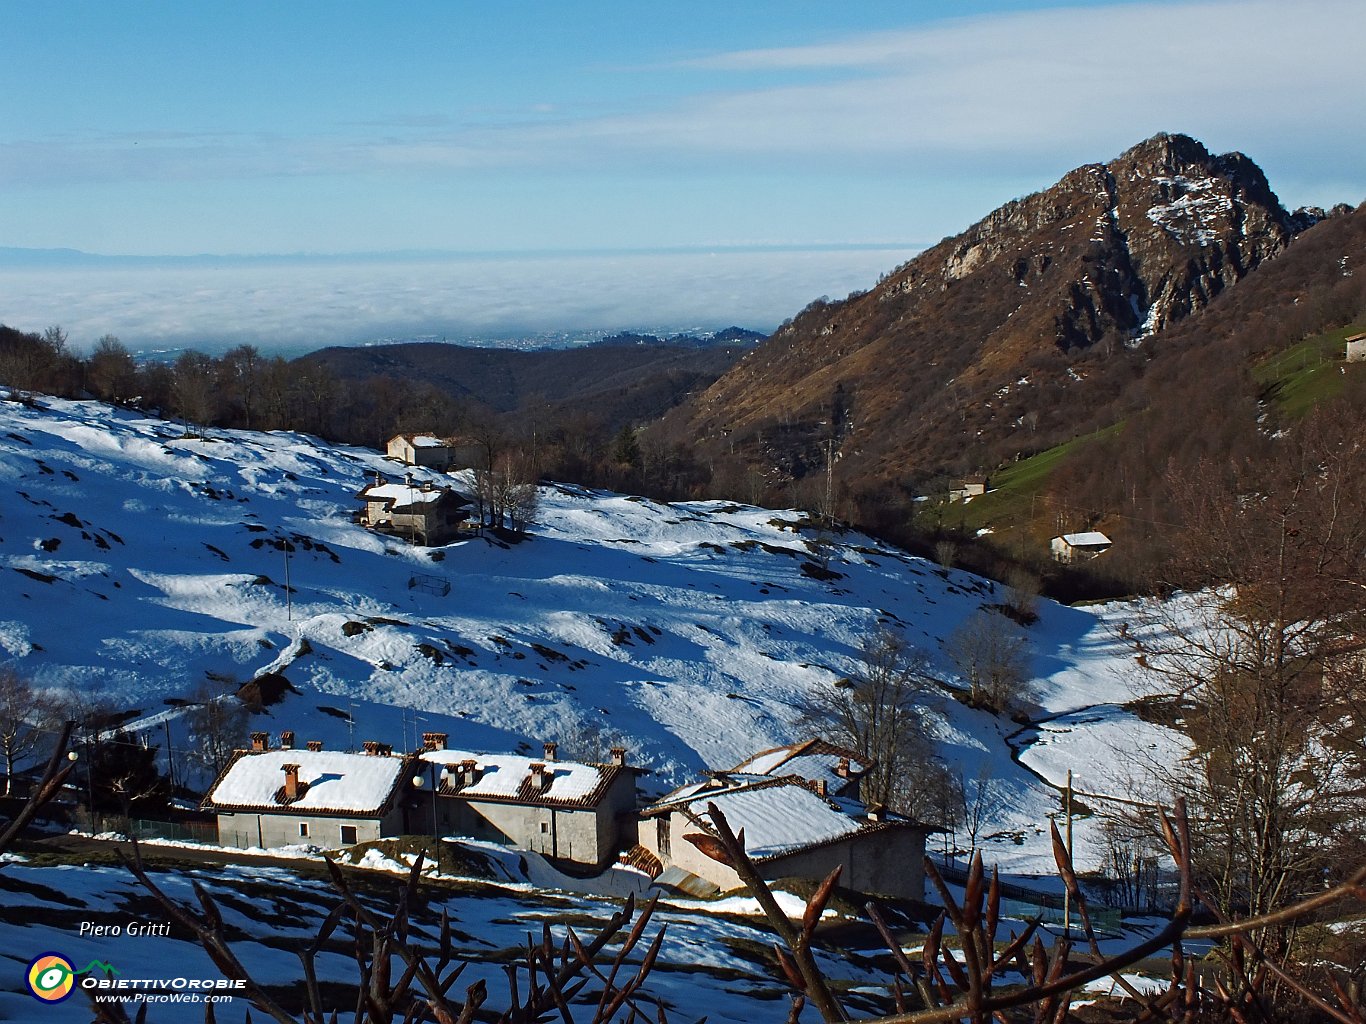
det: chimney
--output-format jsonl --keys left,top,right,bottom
{"left": 422, "top": 731, "right": 448, "bottom": 752}
{"left": 282, "top": 764, "right": 301, "bottom": 801}
{"left": 280, "top": 730, "right": 295, "bottom": 750}
{"left": 405, "top": 473, "right": 414, "bottom": 487}
{"left": 306, "top": 740, "right": 323, "bottom": 752}
{"left": 250, "top": 732, "right": 269, "bottom": 752}
{"left": 543, "top": 741, "right": 558, "bottom": 762}
{"left": 458, "top": 758, "right": 479, "bottom": 785}
{"left": 609, "top": 746, "right": 627, "bottom": 767}
{"left": 867, "top": 803, "right": 886, "bottom": 823}
{"left": 835, "top": 757, "right": 851, "bottom": 779}
{"left": 373, "top": 470, "right": 384, "bottom": 487}
{"left": 362, "top": 740, "right": 392, "bottom": 757}
{"left": 814, "top": 779, "right": 828, "bottom": 798}
{"left": 529, "top": 762, "right": 551, "bottom": 792}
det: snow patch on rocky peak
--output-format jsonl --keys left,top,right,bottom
{"left": 1145, "top": 175, "right": 1233, "bottom": 246}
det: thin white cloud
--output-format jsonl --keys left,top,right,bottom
{"left": 3, "top": 0, "right": 1361, "bottom": 187}
{"left": 590, "top": 0, "right": 1365, "bottom": 168}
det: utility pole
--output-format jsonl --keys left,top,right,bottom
{"left": 163, "top": 719, "right": 176, "bottom": 793}
{"left": 1064, "top": 769, "right": 1074, "bottom": 938}
{"left": 823, "top": 439, "right": 834, "bottom": 524}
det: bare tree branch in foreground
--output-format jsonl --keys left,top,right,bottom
{"left": 688, "top": 796, "right": 1366, "bottom": 1024}
{"left": 122, "top": 842, "right": 678, "bottom": 1024}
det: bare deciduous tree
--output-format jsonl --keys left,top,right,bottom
{"left": 172, "top": 350, "right": 220, "bottom": 437}
{"left": 945, "top": 610, "right": 1034, "bottom": 715}
{"left": 220, "top": 344, "right": 262, "bottom": 429}
{"left": 1098, "top": 812, "right": 1166, "bottom": 910}
{"left": 1003, "top": 566, "right": 1041, "bottom": 624}
{"left": 803, "top": 626, "right": 946, "bottom": 818}
{"left": 956, "top": 762, "right": 1004, "bottom": 860}
{"left": 477, "top": 446, "right": 540, "bottom": 531}
{"left": 184, "top": 682, "right": 250, "bottom": 784}
{"left": 1129, "top": 410, "right": 1366, "bottom": 954}
{"left": 0, "top": 667, "right": 61, "bottom": 797}
{"left": 87, "top": 334, "right": 137, "bottom": 403}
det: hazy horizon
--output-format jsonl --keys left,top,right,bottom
{"left": 0, "top": 245, "right": 920, "bottom": 356}
{"left": 4, "top": 1, "right": 1362, "bottom": 357}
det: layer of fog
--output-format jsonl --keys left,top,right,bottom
{"left": 0, "top": 248, "right": 918, "bottom": 356}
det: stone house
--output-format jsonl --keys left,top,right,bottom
{"left": 355, "top": 472, "right": 472, "bottom": 546}
{"left": 950, "top": 476, "right": 990, "bottom": 502}
{"left": 205, "top": 733, "right": 412, "bottom": 850}
{"left": 1050, "top": 531, "right": 1112, "bottom": 563}
{"left": 1346, "top": 333, "right": 1366, "bottom": 363}
{"left": 636, "top": 774, "right": 931, "bottom": 900}
{"left": 386, "top": 434, "right": 485, "bottom": 471}
{"left": 412, "top": 736, "right": 642, "bottom": 868}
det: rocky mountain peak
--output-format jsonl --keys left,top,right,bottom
{"left": 670, "top": 133, "right": 1317, "bottom": 487}
{"left": 1115, "top": 131, "right": 1213, "bottom": 176}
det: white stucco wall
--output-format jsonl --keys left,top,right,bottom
{"left": 216, "top": 805, "right": 405, "bottom": 850}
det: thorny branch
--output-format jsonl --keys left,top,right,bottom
{"left": 7, "top": 749, "right": 1363, "bottom": 1024}
{"left": 683, "top": 800, "right": 849, "bottom": 1022}
{"left": 694, "top": 795, "right": 1365, "bottom": 1024}
{"left": 122, "top": 844, "right": 676, "bottom": 1024}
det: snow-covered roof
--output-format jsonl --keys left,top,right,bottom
{"left": 356, "top": 481, "right": 469, "bottom": 512}
{"left": 1058, "top": 532, "right": 1111, "bottom": 548}
{"left": 652, "top": 780, "right": 717, "bottom": 805}
{"left": 358, "top": 482, "right": 443, "bottom": 505}
{"left": 206, "top": 749, "right": 410, "bottom": 816}
{"left": 728, "top": 738, "right": 869, "bottom": 792}
{"left": 420, "top": 749, "right": 624, "bottom": 808}
{"left": 389, "top": 433, "right": 450, "bottom": 448}
{"left": 650, "top": 777, "right": 896, "bottom": 861}
{"left": 736, "top": 750, "right": 795, "bottom": 775}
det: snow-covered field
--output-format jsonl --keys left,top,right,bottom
{"left": 0, "top": 394, "right": 1189, "bottom": 1016}
{"left": 0, "top": 844, "right": 896, "bottom": 1023}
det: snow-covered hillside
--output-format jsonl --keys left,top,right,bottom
{"left": 0, "top": 395, "right": 1181, "bottom": 873}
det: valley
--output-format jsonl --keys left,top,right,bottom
{"left": 3, "top": 122, "right": 1365, "bottom": 1021}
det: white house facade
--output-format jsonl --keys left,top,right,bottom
{"left": 205, "top": 739, "right": 412, "bottom": 850}
{"left": 1050, "top": 531, "right": 1112, "bottom": 563}
{"left": 637, "top": 775, "right": 930, "bottom": 900}
{"left": 413, "top": 736, "right": 641, "bottom": 867}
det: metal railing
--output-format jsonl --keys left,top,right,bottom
{"left": 73, "top": 811, "right": 218, "bottom": 845}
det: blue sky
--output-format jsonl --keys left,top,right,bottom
{"left": 1, "top": 0, "right": 1364, "bottom": 349}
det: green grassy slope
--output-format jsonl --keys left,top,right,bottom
{"left": 1255, "top": 323, "right": 1365, "bottom": 418}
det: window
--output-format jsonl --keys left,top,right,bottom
{"left": 540, "top": 821, "right": 549, "bottom": 834}
{"left": 298, "top": 823, "right": 309, "bottom": 838}
{"left": 658, "top": 816, "right": 671, "bottom": 858}
{"left": 339, "top": 824, "right": 358, "bottom": 845}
